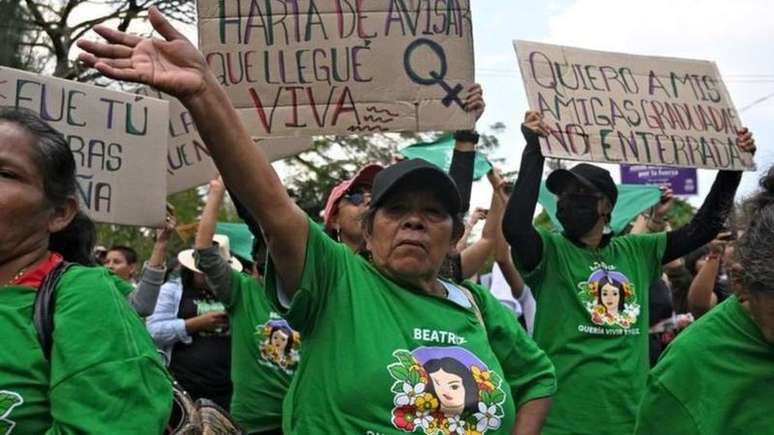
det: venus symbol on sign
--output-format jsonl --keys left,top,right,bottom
{"left": 403, "top": 38, "right": 464, "bottom": 109}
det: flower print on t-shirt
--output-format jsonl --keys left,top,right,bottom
{"left": 577, "top": 264, "right": 640, "bottom": 329}
{"left": 0, "top": 390, "right": 23, "bottom": 434}
{"left": 387, "top": 347, "right": 506, "bottom": 434}
{"left": 256, "top": 318, "right": 301, "bottom": 374}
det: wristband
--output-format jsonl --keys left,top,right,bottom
{"left": 454, "top": 129, "right": 480, "bottom": 144}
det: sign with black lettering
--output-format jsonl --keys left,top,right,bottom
{"left": 514, "top": 41, "right": 755, "bottom": 171}
{"left": 0, "top": 67, "right": 168, "bottom": 226}
{"left": 196, "top": 0, "right": 476, "bottom": 137}
{"left": 134, "top": 86, "right": 315, "bottom": 194}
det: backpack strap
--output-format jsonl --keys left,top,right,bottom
{"left": 456, "top": 285, "right": 485, "bottom": 329}
{"left": 33, "top": 261, "right": 73, "bottom": 360}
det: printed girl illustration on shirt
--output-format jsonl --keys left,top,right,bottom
{"left": 256, "top": 318, "right": 301, "bottom": 373}
{"left": 0, "top": 390, "right": 23, "bottom": 434}
{"left": 578, "top": 266, "right": 639, "bottom": 329}
{"left": 388, "top": 347, "right": 506, "bottom": 434}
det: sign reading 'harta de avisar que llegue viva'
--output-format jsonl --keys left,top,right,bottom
{"left": 133, "top": 85, "right": 313, "bottom": 195}
{"left": 196, "top": 0, "right": 475, "bottom": 137}
{"left": 514, "top": 41, "right": 755, "bottom": 171}
{"left": 0, "top": 66, "right": 169, "bottom": 226}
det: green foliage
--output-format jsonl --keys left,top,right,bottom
{"left": 0, "top": 0, "right": 32, "bottom": 70}
{"left": 94, "top": 185, "right": 244, "bottom": 262}
{"left": 665, "top": 198, "right": 696, "bottom": 229}
{"left": 533, "top": 210, "right": 557, "bottom": 232}
{"left": 283, "top": 124, "right": 507, "bottom": 220}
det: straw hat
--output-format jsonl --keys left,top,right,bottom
{"left": 177, "top": 234, "right": 243, "bottom": 273}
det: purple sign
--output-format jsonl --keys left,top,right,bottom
{"left": 620, "top": 165, "right": 698, "bottom": 195}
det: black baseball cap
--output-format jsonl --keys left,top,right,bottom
{"left": 546, "top": 163, "right": 618, "bottom": 205}
{"left": 370, "top": 159, "right": 462, "bottom": 215}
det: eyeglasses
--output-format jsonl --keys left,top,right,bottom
{"left": 342, "top": 192, "right": 371, "bottom": 206}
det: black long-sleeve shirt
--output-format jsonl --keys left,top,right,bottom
{"left": 449, "top": 149, "right": 475, "bottom": 213}
{"left": 502, "top": 128, "right": 742, "bottom": 271}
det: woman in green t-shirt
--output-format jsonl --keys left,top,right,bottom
{"left": 77, "top": 9, "right": 557, "bottom": 434}
{"left": 635, "top": 166, "right": 774, "bottom": 435}
{"left": 0, "top": 107, "right": 172, "bottom": 433}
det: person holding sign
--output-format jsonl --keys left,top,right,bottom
{"left": 635, "top": 167, "right": 774, "bottom": 435}
{"left": 77, "top": 8, "right": 556, "bottom": 434}
{"left": 501, "top": 111, "right": 756, "bottom": 435}
{"left": 0, "top": 107, "right": 171, "bottom": 433}
{"left": 194, "top": 177, "right": 300, "bottom": 435}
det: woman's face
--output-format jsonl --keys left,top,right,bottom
{"left": 429, "top": 369, "right": 465, "bottom": 412}
{"left": 105, "top": 250, "right": 135, "bottom": 281}
{"left": 601, "top": 283, "right": 621, "bottom": 314}
{"left": 0, "top": 121, "right": 52, "bottom": 262}
{"left": 271, "top": 329, "right": 289, "bottom": 352}
{"left": 365, "top": 188, "right": 455, "bottom": 283}
{"left": 332, "top": 186, "right": 371, "bottom": 244}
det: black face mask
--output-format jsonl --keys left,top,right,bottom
{"left": 557, "top": 193, "right": 602, "bottom": 240}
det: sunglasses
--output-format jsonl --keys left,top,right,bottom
{"left": 342, "top": 191, "right": 371, "bottom": 206}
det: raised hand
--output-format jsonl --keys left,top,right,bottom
{"left": 522, "top": 111, "right": 550, "bottom": 137}
{"left": 736, "top": 127, "right": 756, "bottom": 154}
{"left": 464, "top": 84, "right": 485, "bottom": 121}
{"left": 76, "top": 7, "right": 209, "bottom": 102}
{"left": 654, "top": 186, "right": 674, "bottom": 219}
{"left": 156, "top": 207, "right": 177, "bottom": 243}
{"left": 208, "top": 176, "right": 226, "bottom": 196}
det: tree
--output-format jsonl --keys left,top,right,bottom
{"left": 0, "top": 0, "right": 34, "bottom": 69}
{"left": 283, "top": 123, "right": 508, "bottom": 220}
{"left": 13, "top": 0, "right": 195, "bottom": 80}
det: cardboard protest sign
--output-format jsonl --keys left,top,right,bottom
{"left": 196, "top": 0, "right": 475, "bottom": 137}
{"left": 133, "top": 86, "right": 219, "bottom": 194}
{"left": 620, "top": 165, "right": 698, "bottom": 195}
{"left": 134, "top": 86, "right": 314, "bottom": 194}
{"left": 0, "top": 67, "right": 168, "bottom": 226}
{"left": 514, "top": 41, "right": 755, "bottom": 171}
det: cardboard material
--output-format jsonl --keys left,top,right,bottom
{"left": 620, "top": 165, "right": 698, "bottom": 195}
{"left": 0, "top": 67, "right": 169, "bottom": 226}
{"left": 134, "top": 86, "right": 313, "bottom": 194}
{"left": 514, "top": 41, "right": 755, "bottom": 171}
{"left": 196, "top": 0, "right": 476, "bottom": 137}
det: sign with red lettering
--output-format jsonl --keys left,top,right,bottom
{"left": 0, "top": 66, "right": 169, "bottom": 226}
{"left": 133, "top": 86, "right": 313, "bottom": 194}
{"left": 514, "top": 41, "right": 755, "bottom": 171}
{"left": 196, "top": 0, "right": 475, "bottom": 137}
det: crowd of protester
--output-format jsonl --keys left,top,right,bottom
{"left": 0, "top": 7, "right": 771, "bottom": 435}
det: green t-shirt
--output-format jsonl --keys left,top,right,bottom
{"left": 266, "top": 219, "right": 556, "bottom": 435}
{"left": 0, "top": 265, "right": 172, "bottom": 434}
{"left": 224, "top": 270, "right": 298, "bottom": 432}
{"left": 635, "top": 297, "right": 774, "bottom": 435}
{"left": 518, "top": 229, "right": 666, "bottom": 435}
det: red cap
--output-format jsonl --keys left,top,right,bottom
{"left": 323, "top": 164, "right": 383, "bottom": 233}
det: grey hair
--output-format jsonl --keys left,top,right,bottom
{"left": 734, "top": 165, "right": 774, "bottom": 295}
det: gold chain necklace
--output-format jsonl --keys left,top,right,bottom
{"left": 5, "top": 267, "right": 28, "bottom": 286}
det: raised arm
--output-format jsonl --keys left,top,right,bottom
{"left": 460, "top": 179, "right": 505, "bottom": 279}
{"left": 685, "top": 238, "right": 725, "bottom": 317}
{"left": 77, "top": 8, "right": 308, "bottom": 297}
{"left": 129, "top": 209, "right": 175, "bottom": 316}
{"left": 449, "top": 83, "right": 485, "bottom": 213}
{"left": 502, "top": 112, "right": 550, "bottom": 272}
{"left": 490, "top": 170, "right": 526, "bottom": 298}
{"left": 193, "top": 177, "right": 235, "bottom": 302}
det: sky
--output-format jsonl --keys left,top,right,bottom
{"left": 72, "top": 0, "right": 774, "bottom": 211}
